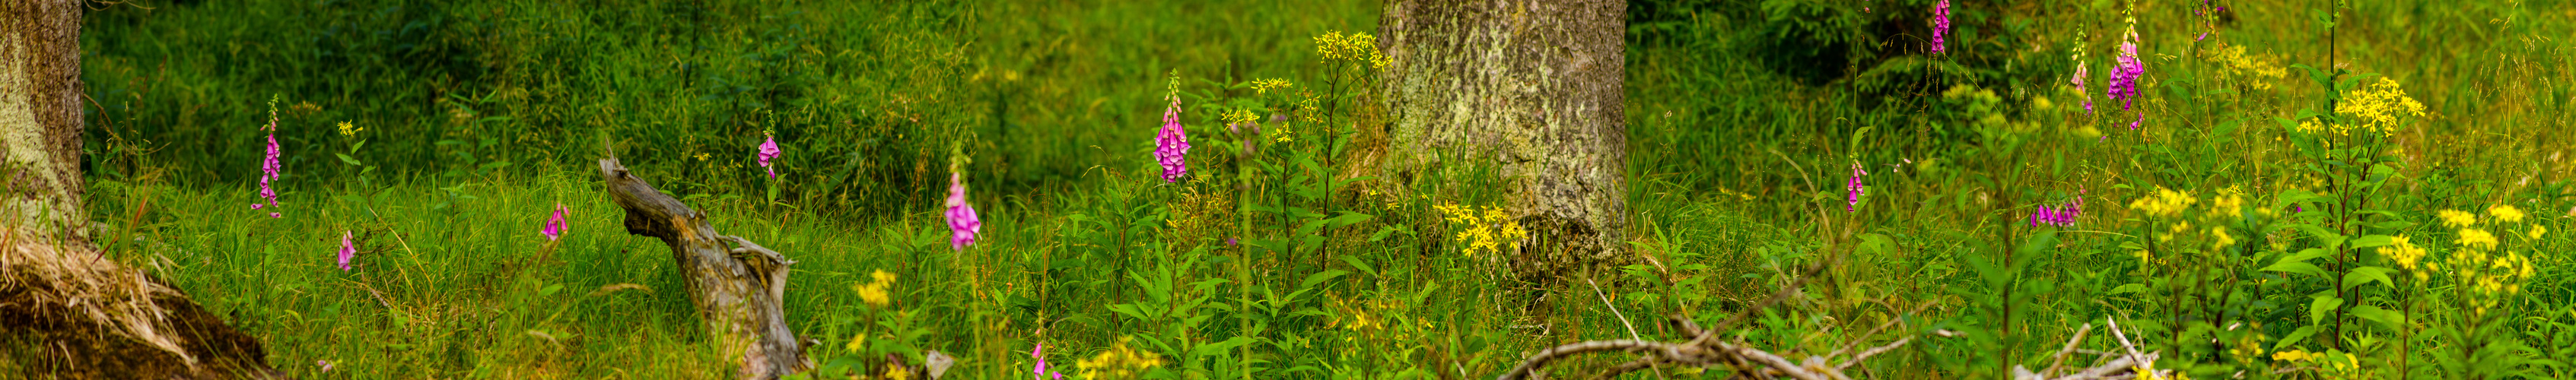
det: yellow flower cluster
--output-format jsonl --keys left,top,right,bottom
{"left": 2380, "top": 235, "right": 2429, "bottom": 280}
{"left": 2202, "top": 44, "right": 2287, "bottom": 91}
{"left": 1223, "top": 109, "right": 1260, "bottom": 127}
{"left": 2294, "top": 77, "right": 2426, "bottom": 137}
{"left": 1313, "top": 31, "right": 1388, "bottom": 68}
{"left": 854, "top": 270, "right": 897, "bottom": 307}
{"left": 337, "top": 121, "right": 363, "bottom": 137}
{"left": 2128, "top": 186, "right": 2197, "bottom": 218}
{"left": 2456, "top": 228, "right": 2499, "bottom": 249}
{"left": 2211, "top": 192, "right": 2246, "bottom": 219}
{"left": 1435, "top": 202, "right": 1526, "bottom": 258}
{"left": 2438, "top": 209, "right": 2479, "bottom": 227}
{"left": 2489, "top": 204, "right": 2526, "bottom": 223}
{"left": 1073, "top": 337, "right": 1166, "bottom": 380}
{"left": 1248, "top": 78, "right": 1293, "bottom": 95}
{"left": 2434, "top": 204, "right": 2543, "bottom": 316}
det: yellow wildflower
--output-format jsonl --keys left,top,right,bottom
{"left": 2380, "top": 235, "right": 2427, "bottom": 272}
{"left": 846, "top": 334, "right": 868, "bottom": 353}
{"left": 1222, "top": 109, "right": 1260, "bottom": 126}
{"left": 2128, "top": 186, "right": 2196, "bottom": 218}
{"left": 2457, "top": 229, "right": 2499, "bottom": 250}
{"left": 2438, "top": 209, "right": 2478, "bottom": 228}
{"left": 2203, "top": 44, "right": 2288, "bottom": 91}
{"left": 2489, "top": 204, "right": 2527, "bottom": 223}
{"left": 1436, "top": 202, "right": 1526, "bottom": 258}
{"left": 2211, "top": 193, "right": 2245, "bottom": 219}
{"left": 1075, "top": 337, "right": 1166, "bottom": 380}
{"left": 1248, "top": 78, "right": 1293, "bottom": 94}
{"left": 855, "top": 269, "right": 897, "bottom": 307}
{"left": 1312, "top": 31, "right": 1389, "bottom": 68}
{"left": 336, "top": 121, "right": 362, "bottom": 137}
{"left": 2209, "top": 226, "right": 2236, "bottom": 250}
{"left": 2530, "top": 224, "right": 2549, "bottom": 240}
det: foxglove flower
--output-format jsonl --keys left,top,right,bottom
{"left": 2107, "top": 39, "right": 2145, "bottom": 112}
{"left": 1929, "top": 0, "right": 1951, "bottom": 53}
{"left": 1846, "top": 163, "right": 1868, "bottom": 212}
{"left": 255, "top": 113, "right": 284, "bottom": 216}
{"left": 945, "top": 173, "right": 982, "bottom": 251}
{"left": 2029, "top": 196, "right": 2085, "bottom": 227}
{"left": 2071, "top": 61, "right": 2094, "bottom": 113}
{"left": 1155, "top": 97, "right": 1191, "bottom": 182}
{"left": 758, "top": 131, "right": 781, "bottom": 179}
{"left": 338, "top": 230, "right": 355, "bottom": 271}
{"left": 1031, "top": 343, "right": 1062, "bottom": 380}
{"left": 542, "top": 203, "right": 568, "bottom": 241}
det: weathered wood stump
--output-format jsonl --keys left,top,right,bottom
{"left": 598, "top": 157, "right": 808, "bottom": 379}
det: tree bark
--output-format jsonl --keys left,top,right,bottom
{"left": 597, "top": 154, "right": 809, "bottom": 379}
{"left": 3, "top": 1, "right": 277, "bottom": 378}
{"left": 1378, "top": 0, "right": 1628, "bottom": 275}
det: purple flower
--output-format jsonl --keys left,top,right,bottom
{"left": 758, "top": 132, "right": 782, "bottom": 179}
{"left": 2072, "top": 61, "right": 2094, "bottom": 113}
{"left": 1030, "top": 343, "right": 1061, "bottom": 380}
{"left": 946, "top": 173, "right": 982, "bottom": 251}
{"left": 542, "top": 204, "right": 568, "bottom": 241}
{"left": 1846, "top": 163, "right": 1868, "bottom": 212}
{"left": 2029, "top": 195, "right": 2085, "bottom": 227}
{"left": 2107, "top": 40, "right": 2145, "bottom": 112}
{"left": 338, "top": 230, "right": 355, "bottom": 271}
{"left": 256, "top": 116, "right": 284, "bottom": 216}
{"left": 1155, "top": 97, "right": 1192, "bottom": 182}
{"left": 317, "top": 360, "right": 332, "bottom": 372}
{"left": 1930, "top": 0, "right": 1951, "bottom": 53}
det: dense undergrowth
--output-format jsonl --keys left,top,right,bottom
{"left": 67, "top": 0, "right": 2576, "bottom": 378}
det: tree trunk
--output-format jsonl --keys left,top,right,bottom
{"left": 3, "top": 1, "right": 277, "bottom": 377}
{"left": 596, "top": 154, "right": 809, "bottom": 379}
{"left": 1378, "top": 0, "right": 1628, "bottom": 276}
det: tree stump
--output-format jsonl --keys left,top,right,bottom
{"left": 597, "top": 156, "right": 808, "bottom": 379}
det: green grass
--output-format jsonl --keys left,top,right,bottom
{"left": 73, "top": 0, "right": 2576, "bottom": 378}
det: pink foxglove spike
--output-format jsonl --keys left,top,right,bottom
{"left": 758, "top": 132, "right": 782, "bottom": 179}
{"left": 1154, "top": 97, "right": 1192, "bottom": 182}
{"left": 945, "top": 173, "right": 982, "bottom": 251}
{"left": 338, "top": 231, "right": 356, "bottom": 271}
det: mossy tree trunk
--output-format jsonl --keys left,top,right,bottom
{"left": 1378, "top": 0, "right": 1628, "bottom": 277}
{"left": 3, "top": 1, "right": 277, "bottom": 377}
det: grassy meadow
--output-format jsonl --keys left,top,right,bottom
{"left": 67, "top": 0, "right": 2576, "bottom": 378}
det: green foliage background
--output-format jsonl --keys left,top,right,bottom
{"left": 61, "top": 0, "right": 2576, "bottom": 378}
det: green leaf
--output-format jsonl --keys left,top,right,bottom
{"left": 2107, "top": 283, "right": 2151, "bottom": 295}
{"left": 1191, "top": 337, "right": 1259, "bottom": 357}
{"left": 2349, "top": 305, "right": 2404, "bottom": 329}
{"left": 2277, "top": 325, "right": 2325, "bottom": 350}
{"left": 1339, "top": 255, "right": 1376, "bottom": 277}
{"left": 2342, "top": 266, "right": 2396, "bottom": 290}
{"left": 1299, "top": 270, "right": 1349, "bottom": 290}
{"left": 2350, "top": 235, "right": 2394, "bottom": 249}
{"left": 2261, "top": 249, "right": 2331, "bottom": 278}
{"left": 2307, "top": 295, "right": 2344, "bottom": 325}
{"left": 336, "top": 153, "right": 363, "bottom": 166}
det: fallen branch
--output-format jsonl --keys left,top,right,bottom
{"left": 599, "top": 150, "right": 809, "bottom": 379}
